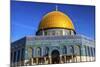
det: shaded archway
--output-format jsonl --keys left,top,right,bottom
{"left": 51, "top": 50, "right": 60, "bottom": 64}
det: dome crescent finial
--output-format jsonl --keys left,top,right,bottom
{"left": 56, "top": 5, "right": 58, "bottom": 11}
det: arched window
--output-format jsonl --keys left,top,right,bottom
{"left": 17, "top": 50, "right": 20, "bottom": 62}
{"left": 93, "top": 48, "right": 95, "bottom": 57}
{"left": 32, "top": 48, "right": 34, "bottom": 57}
{"left": 87, "top": 46, "right": 90, "bottom": 56}
{"left": 85, "top": 46, "right": 88, "bottom": 56}
{"left": 89, "top": 47, "right": 92, "bottom": 57}
{"left": 84, "top": 46, "right": 87, "bottom": 56}
{"left": 52, "top": 30, "right": 55, "bottom": 35}
{"left": 76, "top": 45, "right": 80, "bottom": 55}
{"left": 71, "top": 30, "right": 74, "bottom": 35}
{"left": 11, "top": 52, "right": 13, "bottom": 62}
{"left": 82, "top": 46, "right": 86, "bottom": 56}
{"left": 91, "top": 47, "right": 93, "bottom": 57}
{"left": 37, "top": 47, "right": 41, "bottom": 56}
{"left": 63, "top": 46, "right": 67, "bottom": 54}
{"left": 45, "top": 47, "right": 49, "bottom": 56}
{"left": 25, "top": 49, "right": 29, "bottom": 59}
{"left": 69, "top": 46, "right": 74, "bottom": 54}
{"left": 13, "top": 51, "right": 16, "bottom": 62}
{"left": 65, "top": 30, "right": 70, "bottom": 35}
{"left": 45, "top": 31, "right": 48, "bottom": 35}
{"left": 69, "top": 30, "right": 71, "bottom": 35}
{"left": 21, "top": 48, "right": 24, "bottom": 60}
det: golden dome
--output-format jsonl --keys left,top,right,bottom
{"left": 38, "top": 11, "right": 75, "bottom": 30}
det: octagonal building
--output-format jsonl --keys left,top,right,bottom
{"left": 11, "top": 10, "right": 95, "bottom": 66}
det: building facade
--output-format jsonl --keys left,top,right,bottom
{"left": 11, "top": 11, "right": 95, "bottom": 66}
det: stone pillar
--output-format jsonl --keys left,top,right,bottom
{"left": 44, "top": 57, "right": 47, "bottom": 64}
{"left": 60, "top": 55, "right": 63, "bottom": 63}
{"left": 72, "top": 55, "right": 74, "bottom": 62}
{"left": 77, "top": 56, "right": 81, "bottom": 62}
{"left": 49, "top": 56, "right": 52, "bottom": 64}
{"left": 36, "top": 57, "right": 38, "bottom": 64}
{"left": 73, "top": 56, "right": 76, "bottom": 62}
{"left": 64, "top": 56, "right": 66, "bottom": 63}
{"left": 11, "top": 52, "right": 14, "bottom": 67}
{"left": 84, "top": 56, "right": 87, "bottom": 62}
{"left": 30, "top": 58, "right": 34, "bottom": 65}
{"left": 15, "top": 51, "right": 18, "bottom": 66}
{"left": 11, "top": 52, "right": 13, "bottom": 64}
{"left": 19, "top": 49, "right": 22, "bottom": 66}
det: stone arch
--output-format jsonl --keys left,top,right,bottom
{"left": 51, "top": 49, "right": 60, "bottom": 64}
{"left": 75, "top": 45, "right": 81, "bottom": 55}
{"left": 62, "top": 46, "right": 67, "bottom": 54}
{"left": 65, "top": 45, "right": 75, "bottom": 62}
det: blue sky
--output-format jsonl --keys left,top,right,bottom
{"left": 11, "top": 1, "right": 95, "bottom": 42}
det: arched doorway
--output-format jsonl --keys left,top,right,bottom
{"left": 51, "top": 50, "right": 60, "bottom": 64}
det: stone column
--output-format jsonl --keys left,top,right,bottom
{"left": 30, "top": 58, "right": 34, "bottom": 65}
{"left": 36, "top": 57, "right": 38, "bottom": 64}
{"left": 49, "top": 56, "right": 52, "bottom": 64}
{"left": 72, "top": 55, "right": 74, "bottom": 62}
{"left": 64, "top": 56, "right": 66, "bottom": 63}
{"left": 15, "top": 51, "right": 18, "bottom": 66}
{"left": 19, "top": 49, "right": 22, "bottom": 66}
{"left": 60, "top": 55, "right": 63, "bottom": 63}
{"left": 11, "top": 52, "right": 13, "bottom": 67}
{"left": 74, "top": 56, "right": 77, "bottom": 63}
{"left": 11, "top": 52, "right": 14, "bottom": 65}
{"left": 44, "top": 57, "right": 47, "bottom": 64}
